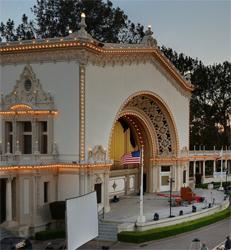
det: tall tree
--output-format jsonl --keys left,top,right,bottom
{"left": 0, "top": 0, "right": 144, "bottom": 43}
{"left": 161, "top": 46, "right": 231, "bottom": 149}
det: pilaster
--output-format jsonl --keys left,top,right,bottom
{"left": 79, "top": 64, "right": 86, "bottom": 162}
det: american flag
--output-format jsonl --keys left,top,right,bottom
{"left": 120, "top": 150, "right": 141, "bottom": 165}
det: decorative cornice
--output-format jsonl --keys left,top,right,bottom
{"left": 0, "top": 40, "right": 194, "bottom": 94}
{"left": 0, "top": 162, "right": 112, "bottom": 171}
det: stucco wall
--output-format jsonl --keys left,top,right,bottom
{"left": 58, "top": 173, "right": 80, "bottom": 200}
{"left": 85, "top": 62, "right": 190, "bottom": 156}
{"left": 0, "top": 62, "right": 79, "bottom": 161}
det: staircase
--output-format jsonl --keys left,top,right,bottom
{"left": 98, "top": 217, "right": 119, "bottom": 241}
{"left": 0, "top": 227, "right": 14, "bottom": 241}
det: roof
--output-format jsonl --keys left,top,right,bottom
{"left": 0, "top": 16, "right": 194, "bottom": 93}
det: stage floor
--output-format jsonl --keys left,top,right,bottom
{"left": 104, "top": 189, "right": 226, "bottom": 223}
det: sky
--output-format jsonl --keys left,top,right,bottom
{"left": 0, "top": 0, "right": 230, "bottom": 65}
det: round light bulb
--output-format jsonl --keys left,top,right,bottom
{"left": 81, "top": 13, "right": 86, "bottom": 18}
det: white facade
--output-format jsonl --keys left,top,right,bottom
{"left": 0, "top": 17, "right": 195, "bottom": 235}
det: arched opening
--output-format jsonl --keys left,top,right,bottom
{"left": 108, "top": 91, "right": 179, "bottom": 194}
{"left": 109, "top": 112, "right": 154, "bottom": 193}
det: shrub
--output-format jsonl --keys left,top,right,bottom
{"left": 35, "top": 229, "right": 65, "bottom": 240}
{"left": 118, "top": 206, "right": 231, "bottom": 243}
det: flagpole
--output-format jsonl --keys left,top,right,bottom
{"left": 219, "top": 148, "right": 224, "bottom": 191}
{"left": 137, "top": 145, "right": 146, "bottom": 223}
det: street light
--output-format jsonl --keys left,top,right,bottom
{"left": 168, "top": 177, "right": 175, "bottom": 218}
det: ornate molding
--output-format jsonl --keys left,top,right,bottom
{"left": 79, "top": 64, "right": 85, "bottom": 161}
{"left": 1, "top": 64, "right": 55, "bottom": 111}
{"left": 0, "top": 46, "right": 193, "bottom": 97}
{"left": 125, "top": 95, "right": 174, "bottom": 155}
{"left": 88, "top": 145, "right": 106, "bottom": 163}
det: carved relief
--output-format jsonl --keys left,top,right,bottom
{"left": 126, "top": 95, "right": 172, "bottom": 155}
{"left": 1, "top": 64, "right": 55, "bottom": 110}
{"left": 88, "top": 145, "right": 106, "bottom": 163}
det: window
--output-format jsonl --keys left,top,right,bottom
{"left": 44, "top": 182, "right": 49, "bottom": 203}
{"left": 22, "top": 122, "right": 32, "bottom": 154}
{"left": 5, "top": 122, "right": 13, "bottom": 153}
{"left": 38, "top": 121, "right": 48, "bottom": 154}
{"left": 4, "top": 119, "right": 52, "bottom": 155}
{"left": 24, "top": 79, "right": 32, "bottom": 91}
{"left": 161, "top": 166, "right": 170, "bottom": 172}
{"left": 183, "top": 170, "right": 187, "bottom": 184}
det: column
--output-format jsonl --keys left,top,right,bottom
{"left": 193, "top": 161, "right": 196, "bottom": 180}
{"left": 213, "top": 160, "right": 216, "bottom": 175}
{"left": 202, "top": 160, "right": 206, "bottom": 182}
{"left": 6, "top": 177, "right": 13, "bottom": 222}
{"left": 104, "top": 170, "right": 110, "bottom": 212}
{"left": 79, "top": 169, "right": 85, "bottom": 195}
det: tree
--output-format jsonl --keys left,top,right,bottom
{"left": 1, "top": 1, "right": 230, "bottom": 149}
{"left": 161, "top": 46, "right": 231, "bottom": 149}
{"left": 0, "top": 0, "right": 144, "bottom": 43}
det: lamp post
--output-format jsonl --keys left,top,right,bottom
{"left": 169, "top": 176, "right": 175, "bottom": 218}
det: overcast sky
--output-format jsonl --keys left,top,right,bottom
{"left": 0, "top": 0, "right": 230, "bottom": 65}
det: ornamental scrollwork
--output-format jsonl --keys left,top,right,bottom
{"left": 126, "top": 95, "right": 172, "bottom": 155}
{"left": 1, "top": 64, "right": 55, "bottom": 111}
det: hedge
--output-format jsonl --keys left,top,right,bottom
{"left": 195, "top": 181, "right": 231, "bottom": 189}
{"left": 35, "top": 229, "right": 66, "bottom": 240}
{"left": 118, "top": 206, "right": 231, "bottom": 243}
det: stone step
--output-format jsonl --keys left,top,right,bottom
{"left": 98, "top": 221, "right": 119, "bottom": 241}
{"left": 0, "top": 227, "right": 14, "bottom": 241}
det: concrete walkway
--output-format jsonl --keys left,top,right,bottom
{"left": 104, "top": 189, "right": 225, "bottom": 223}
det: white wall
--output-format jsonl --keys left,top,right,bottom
{"left": 0, "top": 62, "right": 79, "bottom": 161}
{"left": 58, "top": 173, "right": 80, "bottom": 200}
{"left": 85, "top": 62, "right": 190, "bottom": 156}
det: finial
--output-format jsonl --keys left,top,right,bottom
{"left": 80, "top": 12, "right": 87, "bottom": 30}
{"left": 141, "top": 24, "right": 157, "bottom": 47}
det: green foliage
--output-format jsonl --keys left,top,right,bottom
{"left": 161, "top": 46, "right": 231, "bottom": 149}
{"left": 0, "top": 0, "right": 144, "bottom": 43}
{"left": 118, "top": 207, "right": 231, "bottom": 243}
{"left": 195, "top": 181, "right": 231, "bottom": 189}
{"left": 35, "top": 229, "right": 65, "bottom": 240}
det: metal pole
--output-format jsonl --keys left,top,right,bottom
{"left": 137, "top": 145, "right": 146, "bottom": 223}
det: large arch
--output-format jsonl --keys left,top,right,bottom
{"left": 108, "top": 91, "right": 180, "bottom": 193}
{"left": 108, "top": 91, "right": 179, "bottom": 158}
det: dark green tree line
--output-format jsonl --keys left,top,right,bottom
{"left": 0, "top": 0, "right": 144, "bottom": 43}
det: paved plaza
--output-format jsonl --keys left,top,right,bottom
{"left": 31, "top": 189, "right": 227, "bottom": 249}
{"left": 104, "top": 189, "right": 226, "bottom": 223}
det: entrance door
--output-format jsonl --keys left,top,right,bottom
{"left": 94, "top": 183, "right": 102, "bottom": 204}
{"left": 160, "top": 166, "right": 171, "bottom": 192}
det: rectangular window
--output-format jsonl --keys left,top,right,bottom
{"left": 23, "top": 122, "right": 32, "bottom": 132}
{"left": 44, "top": 182, "right": 49, "bottom": 203}
{"left": 183, "top": 170, "right": 187, "bottom": 184}
{"left": 161, "top": 166, "right": 170, "bottom": 172}
{"left": 39, "top": 121, "right": 48, "bottom": 154}
{"left": 5, "top": 122, "right": 13, "bottom": 153}
{"left": 23, "top": 135, "right": 32, "bottom": 154}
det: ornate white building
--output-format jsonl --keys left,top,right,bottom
{"left": 1, "top": 15, "right": 230, "bottom": 236}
